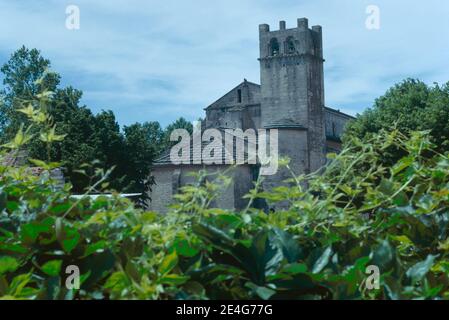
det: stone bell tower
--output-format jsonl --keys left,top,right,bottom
{"left": 259, "top": 18, "right": 326, "bottom": 191}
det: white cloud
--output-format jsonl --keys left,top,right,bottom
{"left": 0, "top": 0, "right": 448, "bottom": 125}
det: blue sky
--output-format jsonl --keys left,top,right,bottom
{"left": 0, "top": 0, "right": 449, "bottom": 127}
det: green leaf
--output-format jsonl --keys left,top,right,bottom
{"left": 6, "top": 201, "right": 19, "bottom": 212}
{"left": 406, "top": 255, "right": 438, "bottom": 283}
{"left": 0, "top": 257, "right": 19, "bottom": 275}
{"left": 49, "top": 203, "right": 72, "bottom": 214}
{"left": 17, "top": 104, "right": 35, "bottom": 117}
{"left": 158, "top": 252, "right": 178, "bottom": 275}
{"left": 173, "top": 238, "right": 199, "bottom": 258}
{"left": 39, "top": 126, "right": 66, "bottom": 143}
{"left": 28, "top": 158, "right": 47, "bottom": 168}
{"left": 159, "top": 274, "right": 190, "bottom": 286}
{"left": 193, "top": 223, "right": 235, "bottom": 248}
{"left": 104, "top": 272, "right": 129, "bottom": 291}
{"left": 391, "top": 156, "right": 414, "bottom": 176}
{"left": 246, "top": 282, "right": 276, "bottom": 300}
{"left": 81, "top": 250, "right": 115, "bottom": 288}
{"left": 378, "top": 179, "right": 395, "bottom": 196}
{"left": 21, "top": 221, "right": 52, "bottom": 243}
{"left": 272, "top": 228, "right": 302, "bottom": 263}
{"left": 393, "top": 191, "right": 409, "bottom": 207}
{"left": 83, "top": 240, "right": 107, "bottom": 257}
{"left": 2, "top": 124, "right": 33, "bottom": 149}
{"left": 371, "top": 240, "right": 395, "bottom": 271}
{"left": 312, "top": 246, "right": 333, "bottom": 274}
{"left": 0, "top": 244, "right": 27, "bottom": 254}
{"left": 125, "top": 261, "right": 141, "bottom": 283}
{"left": 41, "top": 260, "right": 62, "bottom": 277}
{"left": 60, "top": 227, "right": 80, "bottom": 253}
{"left": 249, "top": 231, "right": 282, "bottom": 284}
{"left": 283, "top": 263, "right": 308, "bottom": 274}
{"left": 9, "top": 273, "right": 31, "bottom": 297}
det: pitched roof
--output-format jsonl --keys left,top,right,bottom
{"left": 324, "top": 106, "right": 355, "bottom": 119}
{"left": 154, "top": 129, "right": 258, "bottom": 167}
{"left": 204, "top": 80, "right": 261, "bottom": 110}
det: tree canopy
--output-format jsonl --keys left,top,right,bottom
{"left": 343, "top": 78, "right": 449, "bottom": 154}
{"left": 0, "top": 46, "right": 193, "bottom": 195}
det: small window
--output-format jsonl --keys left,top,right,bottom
{"left": 237, "top": 89, "right": 242, "bottom": 103}
{"left": 332, "top": 122, "right": 336, "bottom": 137}
{"left": 285, "top": 36, "right": 296, "bottom": 54}
{"left": 269, "top": 38, "right": 280, "bottom": 56}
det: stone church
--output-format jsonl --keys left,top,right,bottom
{"left": 148, "top": 18, "right": 354, "bottom": 212}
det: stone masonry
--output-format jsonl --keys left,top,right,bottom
{"left": 148, "top": 18, "right": 354, "bottom": 213}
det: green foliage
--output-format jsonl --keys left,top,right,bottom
{"left": 2, "top": 54, "right": 449, "bottom": 300}
{"left": 2, "top": 91, "right": 449, "bottom": 299}
{"left": 344, "top": 79, "right": 449, "bottom": 155}
{"left": 0, "top": 46, "right": 60, "bottom": 135}
{"left": 0, "top": 47, "right": 193, "bottom": 195}
{"left": 123, "top": 122, "right": 162, "bottom": 190}
{"left": 162, "top": 117, "right": 193, "bottom": 150}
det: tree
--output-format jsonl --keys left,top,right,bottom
{"left": 161, "top": 117, "right": 193, "bottom": 152}
{"left": 123, "top": 122, "right": 163, "bottom": 200}
{"left": 0, "top": 47, "right": 131, "bottom": 192}
{"left": 343, "top": 79, "right": 449, "bottom": 154}
{"left": 0, "top": 46, "right": 60, "bottom": 138}
{"left": 92, "top": 110, "right": 127, "bottom": 189}
{"left": 0, "top": 47, "right": 199, "bottom": 196}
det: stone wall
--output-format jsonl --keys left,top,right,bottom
{"left": 205, "top": 81, "right": 261, "bottom": 130}
{"left": 148, "top": 18, "right": 354, "bottom": 213}
{"left": 325, "top": 108, "right": 353, "bottom": 140}
{"left": 259, "top": 18, "right": 326, "bottom": 200}
{"left": 148, "top": 164, "right": 254, "bottom": 213}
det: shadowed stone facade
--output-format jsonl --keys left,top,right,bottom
{"left": 148, "top": 18, "right": 354, "bottom": 213}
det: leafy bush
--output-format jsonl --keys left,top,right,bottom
{"left": 0, "top": 47, "right": 193, "bottom": 195}
{"left": 1, "top": 90, "right": 449, "bottom": 300}
{"left": 344, "top": 79, "right": 449, "bottom": 155}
